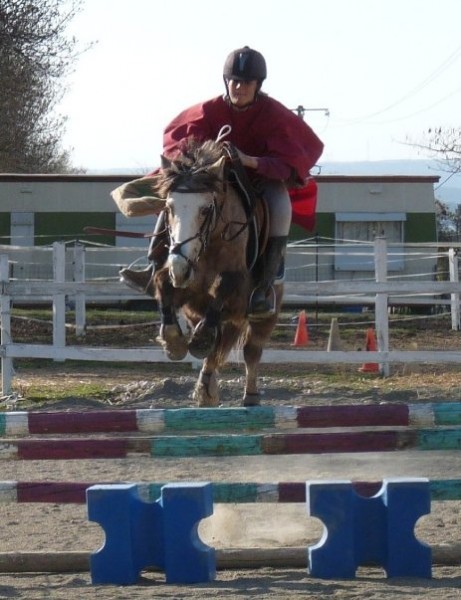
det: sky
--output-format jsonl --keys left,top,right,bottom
{"left": 59, "top": 0, "right": 461, "bottom": 172}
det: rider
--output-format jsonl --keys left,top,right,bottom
{"left": 121, "top": 46, "right": 324, "bottom": 315}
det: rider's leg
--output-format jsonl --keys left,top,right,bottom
{"left": 119, "top": 211, "right": 169, "bottom": 294}
{"left": 248, "top": 181, "right": 291, "bottom": 316}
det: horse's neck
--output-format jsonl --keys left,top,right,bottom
{"left": 205, "top": 186, "right": 248, "bottom": 266}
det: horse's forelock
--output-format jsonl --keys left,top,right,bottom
{"left": 180, "top": 138, "right": 223, "bottom": 167}
{"left": 159, "top": 139, "right": 225, "bottom": 194}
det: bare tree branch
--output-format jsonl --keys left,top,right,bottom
{"left": 406, "top": 126, "right": 461, "bottom": 175}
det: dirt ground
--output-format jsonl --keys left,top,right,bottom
{"left": 1, "top": 310, "right": 461, "bottom": 598}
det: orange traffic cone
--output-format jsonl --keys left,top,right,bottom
{"left": 359, "top": 327, "right": 379, "bottom": 373}
{"left": 292, "top": 310, "right": 309, "bottom": 346}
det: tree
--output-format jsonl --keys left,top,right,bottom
{"left": 407, "top": 127, "right": 461, "bottom": 242}
{"left": 0, "top": 0, "right": 86, "bottom": 173}
{"left": 409, "top": 126, "right": 461, "bottom": 175}
{"left": 435, "top": 199, "right": 461, "bottom": 241}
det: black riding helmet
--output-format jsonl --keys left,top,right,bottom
{"left": 223, "top": 46, "right": 267, "bottom": 103}
{"left": 223, "top": 46, "right": 267, "bottom": 82}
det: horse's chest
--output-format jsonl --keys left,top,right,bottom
{"left": 206, "top": 241, "right": 246, "bottom": 271}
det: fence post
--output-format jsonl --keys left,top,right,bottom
{"left": 374, "top": 237, "right": 389, "bottom": 376}
{"left": 0, "top": 254, "right": 13, "bottom": 396}
{"left": 73, "top": 243, "right": 86, "bottom": 337}
{"left": 53, "top": 242, "right": 66, "bottom": 360}
{"left": 448, "top": 248, "right": 460, "bottom": 331}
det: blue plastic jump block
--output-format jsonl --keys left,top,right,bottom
{"left": 306, "top": 478, "right": 432, "bottom": 579}
{"left": 86, "top": 482, "right": 215, "bottom": 585}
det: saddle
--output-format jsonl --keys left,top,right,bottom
{"left": 223, "top": 143, "right": 270, "bottom": 271}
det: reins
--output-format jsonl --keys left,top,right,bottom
{"left": 219, "top": 139, "right": 259, "bottom": 243}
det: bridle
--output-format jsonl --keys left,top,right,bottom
{"left": 167, "top": 186, "right": 222, "bottom": 272}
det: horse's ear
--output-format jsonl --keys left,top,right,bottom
{"left": 161, "top": 155, "right": 172, "bottom": 170}
{"left": 208, "top": 155, "right": 228, "bottom": 179}
{"left": 111, "top": 176, "right": 166, "bottom": 217}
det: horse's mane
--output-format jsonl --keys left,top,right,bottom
{"left": 154, "top": 139, "right": 225, "bottom": 197}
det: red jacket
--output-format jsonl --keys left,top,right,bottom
{"left": 163, "top": 94, "right": 324, "bottom": 230}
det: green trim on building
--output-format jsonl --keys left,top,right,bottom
{"left": 405, "top": 213, "right": 437, "bottom": 243}
{"left": 34, "top": 213, "right": 116, "bottom": 246}
{"left": 0, "top": 213, "right": 11, "bottom": 244}
{"left": 289, "top": 213, "right": 335, "bottom": 241}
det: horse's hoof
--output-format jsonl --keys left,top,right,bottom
{"left": 193, "top": 371, "right": 219, "bottom": 407}
{"left": 242, "top": 392, "right": 261, "bottom": 407}
{"left": 188, "top": 321, "right": 217, "bottom": 359}
{"left": 156, "top": 324, "right": 188, "bottom": 361}
{"left": 196, "top": 392, "right": 219, "bottom": 408}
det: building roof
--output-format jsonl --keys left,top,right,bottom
{"left": 0, "top": 173, "right": 441, "bottom": 184}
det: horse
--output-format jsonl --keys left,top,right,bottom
{"left": 112, "top": 139, "right": 283, "bottom": 407}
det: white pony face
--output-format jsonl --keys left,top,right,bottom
{"left": 166, "top": 189, "right": 216, "bottom": 288}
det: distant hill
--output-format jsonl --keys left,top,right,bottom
{"left": 321, "top": 160, "right": 461, "bottom": 208}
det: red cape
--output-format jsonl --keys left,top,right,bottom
{"left": 163, "top": 95, "right": 323, "bottom": 230}
{"left": 289, "top": 178, "right": 318, "bottom": 231}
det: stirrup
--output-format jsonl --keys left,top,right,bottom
{"left": 248, "top": 285, "right": 276, "bottom": 318}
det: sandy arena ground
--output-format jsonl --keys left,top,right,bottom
{"left": 1, "top": 365, "right": 461, "bottom": 599}
{"left": 0, "top": 434, "right": 460, "bottom": 597}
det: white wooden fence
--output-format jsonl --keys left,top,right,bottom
{"left": 1, "top": 239, "right": 461, "bottom": 396}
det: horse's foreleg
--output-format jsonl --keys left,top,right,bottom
{"left": 155, "top": 269, "right": 188, "bottom": 361}
{"left": 188, "top": 271, "right": 248, "bottom": 360}
{"left": 188, "top": 305, "right": 220, "bottom": 359}
{"left": 242, "top": 307, "right": 280, "bottom": 407}
{"left": 192, "top": 318, "right": 243, "bottom": 408}
{"left": 242, "top": 339, "right": 263, "bottom": 406}
{"left": 193, "top": 358, "right": 220, "bottom": 407}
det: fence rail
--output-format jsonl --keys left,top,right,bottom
{"left": 1, "top": 239, "right": 461, "bottom": 395}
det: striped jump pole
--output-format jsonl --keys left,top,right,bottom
{"left": 1, "top": 479, "right": 461, "bottom": 504}
{"left": 0, "top": 402, "right": 460, "bottom": 436}
{"left": 0, "top": 427, "right": 460, "bottom": 459}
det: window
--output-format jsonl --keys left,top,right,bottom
{"left": 335, "top": 212, "right": 405, "bottom": 271}
{"left": 11, "top": 212, "right": 34, "bottom": 246}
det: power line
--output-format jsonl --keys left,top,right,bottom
{"left": 365, "top": 82, "right": 461, "bottom": 125}
{"left": 336, "top": 42, "right": 461, "bottom": 124}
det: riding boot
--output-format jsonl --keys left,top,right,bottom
{"left": 119, "top": 211, "right": 169, "bottom": 295}
{"left": 248, "top": 236, "right": 287, "bottom": 317}
{"left": 119, "top": 264, "right": 155, "bottom": 294}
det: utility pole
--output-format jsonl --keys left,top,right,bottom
{"left": 292, "top": 105, "right": 330, "bottom": 119}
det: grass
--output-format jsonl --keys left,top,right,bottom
{"left": 16, "top": 380, "right": 112, "bottom": 405}
{"left": 7, "top": 358, "right": 196, "bottom": 407}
